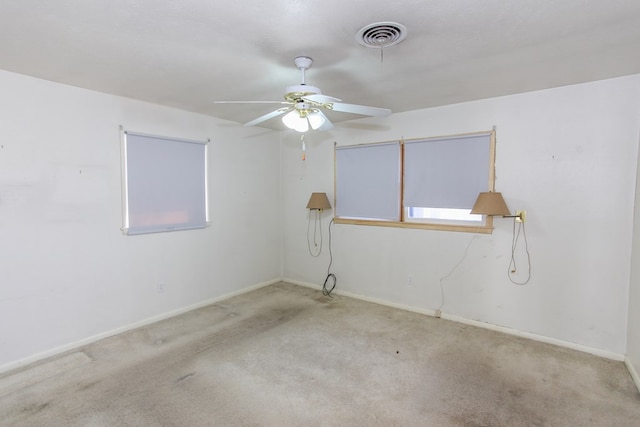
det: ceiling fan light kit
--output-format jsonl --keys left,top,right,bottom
{"left": 282, "top": 108, "right": 326, "bottom": 133}
{"left": 214, "top": 56, "right": 391, "bottom": 132}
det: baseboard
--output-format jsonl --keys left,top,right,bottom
{"left": 0, "top": 278, "right": 281, "bottom": 375}
{"left": 441, "top": 312, "right": 625, "bottom": 362}
{"left": 3, "top": 277, "right": 628, "bottom": 375}
{"left": 283, "top": 277, "right": 626, "bottom": 362}
{"left": 625, "top": 357, "right": 640, "bottom": 393}
{"left": 285, "top": 277, "right": 437, "bottom": 316}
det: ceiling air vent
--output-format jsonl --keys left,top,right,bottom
{"left": 356, "top": 22, "right": 407, "bottom": 49}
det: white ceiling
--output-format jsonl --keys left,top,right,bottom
{"left": 2, "top": 0, "right": 640, "bottom": 130}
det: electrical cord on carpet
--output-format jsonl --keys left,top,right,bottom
{"left": 322, "top": 218, "right": 337, "bottom": 297}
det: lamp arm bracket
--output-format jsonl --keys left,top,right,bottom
{"left": 503, "top": 210, "right": 526, "bottom": 223}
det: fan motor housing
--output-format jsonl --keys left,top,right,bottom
{"left": 284, "top": 84, "right": 321, "bottom": 102}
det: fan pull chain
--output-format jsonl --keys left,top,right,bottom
{"left": 301, "top": 134, "right": 306, "bottom": 161}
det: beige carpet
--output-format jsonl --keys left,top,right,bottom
{"left": 1, "top": 282, "right": 639, "bottom": 426}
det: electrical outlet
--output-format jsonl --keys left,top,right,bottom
{"left": 157, "top": 283, "right": 165, "bottom": 293}
{"left": 434, "top": 309, "right": 442, "bottom": 318}
{"left": 408, "top": 275, "right": 414, "bottom": 286}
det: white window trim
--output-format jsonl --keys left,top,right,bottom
{"left": 120, "top": 127, "right": 210, "bottom": 235}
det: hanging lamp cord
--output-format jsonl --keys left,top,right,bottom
{"left": 306, "top": 210, "right": 322, "bottom": 257}
{"left": 322, "top": 219, "right": 337, "bottom": 297}
{"left": 508, "top": 219, "right": 531, "bottom": 285}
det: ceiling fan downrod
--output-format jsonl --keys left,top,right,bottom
{"left": 294, "top": 56, "right": 313, "bottom": 86}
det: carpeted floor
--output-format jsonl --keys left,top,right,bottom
{"left": 1, "top": 282, "right": 639, "bottom": 426}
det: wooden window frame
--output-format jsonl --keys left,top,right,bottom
{"left": 334, "top": 130, "right": 496, "bottom": 234}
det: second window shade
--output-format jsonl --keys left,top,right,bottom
{"left": 404, "top": 133, "right": 490, "bottom": 209}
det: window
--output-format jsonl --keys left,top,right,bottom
{"left": 121, "top": 130, "right": 209, "bottom": 235}
{"left": 335, "top": 130, "right": 496, "bottom": 233}
{"left": 334, "top": 142, "right": 401, "bottom": 221}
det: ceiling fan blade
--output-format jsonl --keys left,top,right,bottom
{"left": 243, "top": 107, "right": 292, "bottom": 127}
{"left": 314, "top": 110, "right": 334, "bottom": 131}
{"left": 329, "top": 102, "right": 391, "bottom": 117}
{"left": 214, "top": 100, "right": 290, "bottom": 105}
{"left": 302, "top": 94, "right": 342, "bottom": 104}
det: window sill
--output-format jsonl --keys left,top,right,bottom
{"left": 333, "top": 217, "right": 494, "bottom": 234}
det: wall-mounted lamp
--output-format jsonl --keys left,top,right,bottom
{"left": 471, "top": 192, "right": 526, "bottom": 223}
{"left": 471, "top": 191, "right": 531, "bottom": 285}
{"left": 305, "top": 192, "right": 337, "bottom": 295}
{"left": 306, "top": 192, "right": 332, "bottom": 258}
{"left": 306, "top": 192, "right": 332, "bottom": 212}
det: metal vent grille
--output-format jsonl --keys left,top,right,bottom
{"left": 356, "top": 22, "right": 407, "bottom": 49}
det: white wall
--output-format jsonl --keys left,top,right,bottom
{"left": 628, "top": 128, "right": 640, "bottom": 386}
{"left": 0, "top": 70, "right": 281, "bottom": 369}
{"left": 3, "top": 69, "right": 638, "bottom": 371}
{"left": 282, "top": 75, "right": 640, "bottom": 355}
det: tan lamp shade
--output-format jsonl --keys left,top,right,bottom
{"left": 470, "top": 192, "right": 511, "bottom": 216}
{"left": 306, "top": 192, "right": 332, "bottom": 210}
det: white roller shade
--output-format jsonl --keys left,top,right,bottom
{"left": 123, "top": 132, "right": 208, "bottom": 235}
{"left": 404, "top": 133, "right": 490, "bottom": 209}
{"left": 335, "top": 142, "right": 401, "bottom": 221}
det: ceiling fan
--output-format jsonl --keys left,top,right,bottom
{"left": 214, "top": 56, "right": 391, "bottom": 132}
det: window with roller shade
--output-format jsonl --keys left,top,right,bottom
{"left": 334, "top": 130, "right": 496, "bottom": 233}
{"left": 335, "top": 142, "right": 401, "bottom": 221}
{"left": 121, "top": 131, "right": 209, "bottom": 235}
